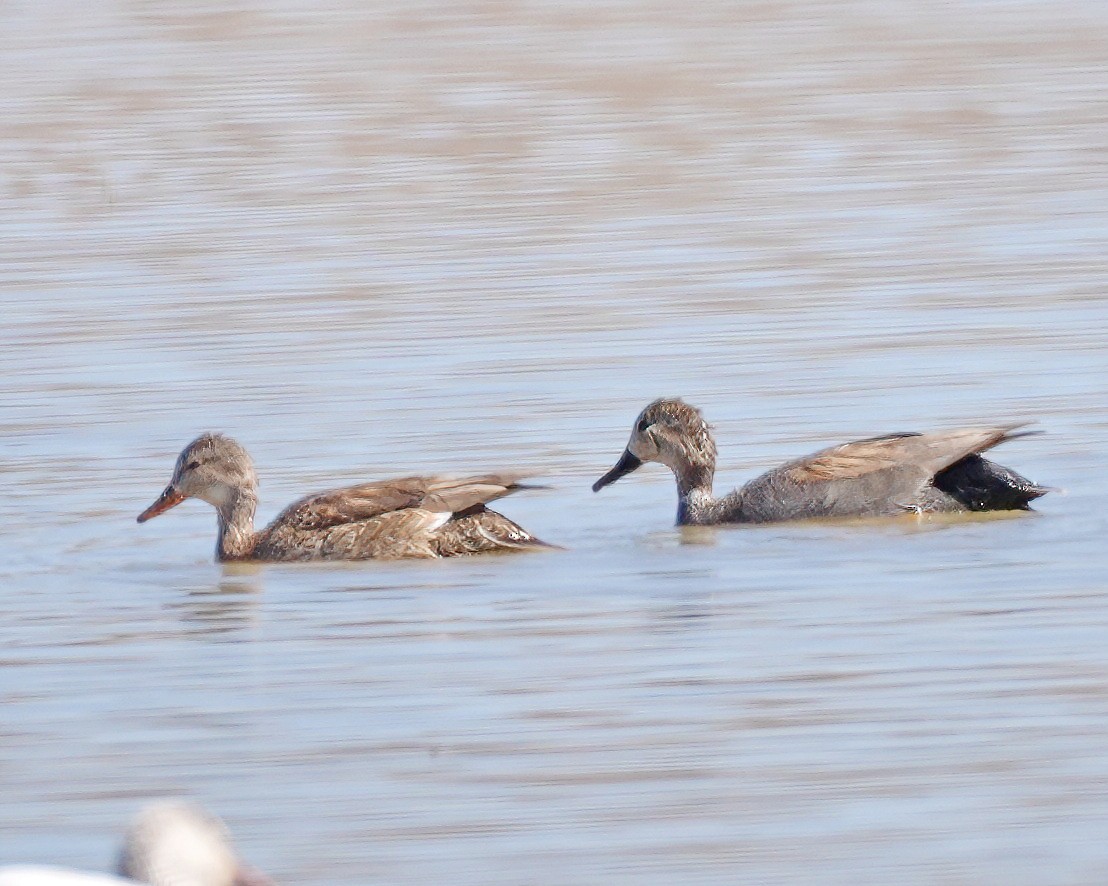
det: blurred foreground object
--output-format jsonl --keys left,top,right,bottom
{"left": 0, "top": 801, "right": 272, "bottom": 886}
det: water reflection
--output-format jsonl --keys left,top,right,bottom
{"left": 169, "top": 575, "right": 264, "bottom": 635}
{"left": 678, "top": 525, "right": 721, "bottom": 547}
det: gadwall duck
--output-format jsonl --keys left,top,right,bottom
{"left": 137, "top": 433, "right": 551, "bottom": 561}
{"left": 593, "top": 398, "right": 1048, "bottom": 525}
{"left": 0, "top": 801, "right": 271, "bottom": 886}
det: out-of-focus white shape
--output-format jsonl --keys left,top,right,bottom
{"left": 0, "top": 868, "right": 130, "bottom": 886}
{"left": 0, "top": 802, "right": 271, "bottom": 886}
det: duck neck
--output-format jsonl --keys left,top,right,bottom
{"left": 674, "top": 462, "right": 717, "bottom": 525}
{"left": 215, "top": 488, "right": 258, "bottom": 561}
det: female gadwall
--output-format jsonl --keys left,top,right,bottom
{"left": 593, "top": 398, "right": 1048, "bottom": 525}
{"left": 137, "top": 433, "right": 551, "bottom": 561}
{"left": 0, "top": 801, "right": 271, "bottom": 886}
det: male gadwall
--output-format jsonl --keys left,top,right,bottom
{"left": 0, "top": 801, "right": 271, "bottom": 886}
{"left": 593, "top": 398, "right": 1048, "bottom": 525}
{"left": 137, "top": 433, "right": 551, "bottom": 561}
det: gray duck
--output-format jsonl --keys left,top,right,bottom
{"left": 138, "top": 433, "right": 551, "bottom": 561}
{"left": 593, "top": 398, "right": 1048, "bottom": 525}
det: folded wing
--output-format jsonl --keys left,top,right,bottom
{"left": 738, "top": 424, "right": 1034, "bottom": 520}
{"left": 256, "top": 473, "right": 544, "bottom": 559}
{"left": 271, "top": 474, "right": 533, "bottom": 532}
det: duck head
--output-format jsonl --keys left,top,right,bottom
{"left": 593, "top": 398, "right": 717, "bottom": 492}
{"left": 138, "top": 433, "right": 257, "bottom": 523}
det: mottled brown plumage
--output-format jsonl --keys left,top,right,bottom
{"left": 137, "top": 434, "right": 551, "bottom": 561}
{"left": 593, "top": 398, "right": 1048, "bottom": 525}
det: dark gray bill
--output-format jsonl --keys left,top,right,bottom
{"left": 592, "top": 449, "right": 643, "bottom": 492}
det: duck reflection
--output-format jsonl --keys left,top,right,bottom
{"left": 170, "top": 568, "right": 264, "bottom": 635}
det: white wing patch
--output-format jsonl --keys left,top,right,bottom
{"left": 424, "top": 511, "right": 454, "bottom": 533}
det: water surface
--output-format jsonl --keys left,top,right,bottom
{"left": 2, "top": 1, "right": 1107, "bottom": 883}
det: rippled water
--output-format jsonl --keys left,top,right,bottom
{"left": 3, "top": 0, "right": 1107, "bottom": 883}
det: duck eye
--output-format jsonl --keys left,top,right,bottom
{"left": 637, "top": 418, "right": 652, "bottom": 433}
{"left": 186, "top": 460, "right": 200, "bottom": 470}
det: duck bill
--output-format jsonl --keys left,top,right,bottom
{"left": 592, "top": 449, "right": 643, "bottom": 492}
{"left": 137, "top": 485, "right": 185, "bottom": 523}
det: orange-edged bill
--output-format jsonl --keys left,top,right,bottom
{"left": 137, "top": 486, "right": 185, "bottom": 523}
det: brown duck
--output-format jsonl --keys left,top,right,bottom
{"left": 593, "top": 398, "right": 1048, "bottom": 525}
{"left": 138, "top": 433, "right": 551, "bottom": 561}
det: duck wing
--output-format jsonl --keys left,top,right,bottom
{"left": 433, "top": 506, "right": 555, "bottom": 557}
{"left": 268, "top": 473, "right": 534, "bottom": 533}
{"left": 250, "top": 473, "right": 544, "bottom": 559}
{"left": 736, "top": 424, "right": 1033, "bottom": 520}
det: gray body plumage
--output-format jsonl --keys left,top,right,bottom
{"left": 594, "top": 399, "right": 1048, "bottom": 526}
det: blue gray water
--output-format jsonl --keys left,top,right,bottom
{"left": 2, "top": 1, "right": 1107, "bottom": 883}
